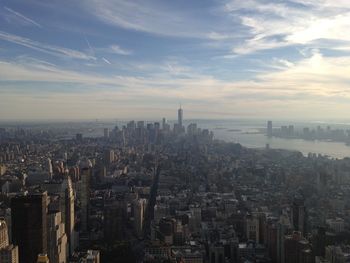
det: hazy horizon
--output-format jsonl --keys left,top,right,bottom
{"left": 3, "top": 117, "right": 350, "bottom": 123}
{"left": 2, "top": 2, "right": 350, "bottom": 260}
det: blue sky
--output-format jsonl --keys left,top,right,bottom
{"left": 0, "top": 0, "right": 350, "bottom": 120}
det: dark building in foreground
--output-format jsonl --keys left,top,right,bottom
{"left": 104, "top": 201, "right": 126, "bottom": 243}
{"left": 11, "top": 191, "right": 48, "bottom": 263}
{"left": 292, "top": 197, "right": 307, "bottom": 236}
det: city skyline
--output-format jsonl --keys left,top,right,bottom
{"left": 1, "top": 0, "right": 350, "bottom": 120}
{"left": 1, "top": 1, "right": 350, "bottom": 259}
{"left": 1, "top": 110, "right": 350, "bottom": 262}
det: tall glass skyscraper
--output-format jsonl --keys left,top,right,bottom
{"left": 178, "top": 106, "right": 183, "bottom": 127}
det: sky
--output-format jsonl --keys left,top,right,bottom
{"left": 0, "top": 0, "right": 350, "bottom": 120}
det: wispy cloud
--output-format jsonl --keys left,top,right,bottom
{"left": 84, "top": 0, "right": 350, "bottom": 55}
{"left": 1, "top": 49, "right": 350, "bottom": 119}
{"left": 102, "top": 57, "right": 111, "bottom": 64}
{"left": 1, "top": 0, "right": 350, "bottom": 119}
{"left": 84, "top": 36, "right": 95, "bottom": 56}
{"left": 225, "top": 0, "right": 350, "bottom": 55}
{"left": 0, "top": 31, "right": 95, "bottom": 60}
{"left": 3, "top": 6, "right": 42, "bottom": 28}
{"left": 1, "top": 50, "right": 349, "bottom": 100}
{"left": 108, "top": 45, "right": 132, "bottom": 55}
{"left": 83, "top": 0, "right": 240, "bottom": 39}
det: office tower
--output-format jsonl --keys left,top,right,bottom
{"left": 103, "top": 128, "right": 109, "bottom": 139}
{"left": 291, "top": 197, "right": 307, "bottom": 236}
{"left": 284, "top": 231, "right": 311, "bottom": 263}
{"left": 104, "top": 201, "right": 125, "bottom": 243}
{"left": 267, "top": 121, "right": 273, "bottom": 137}
{"left": 246, "top": 214, "right": 260, "bottom": 243}
{"left": 187, "top": 123, "right": 198, "bottom": 136}
{"left": 46, "top": 158, "right": 53, "bottom": 179}
{"left": 277, "top": 214, "right": 291, "bottom": 263}
{"left": 266, "top": 220, "right": 278, "bottom": 262}
{"left": 313, "top": 227, "right": 326, "bottom": 258}
{"left": 78, "top": 159, "right": 92, "bottom": 232}
{"left": 253, "top": 212, "right": 267, "bottom": 245}
{"left": 61, "top": 177, "right": 75, "bottom": 255}
{"left": 209, "top": 244, "right": 225, "bottom": 263}
{"left": 145, "top": 123, "right": 154, "bottom": 143}
{"left": 162, "top": 118, "right": 167, "bottom": 130}
{"left": 159, "top": 218, "right": 176, "bottom": 245}
{"left": 135, "top": 121, "right": 145, "bottom": 143}
{"left": 11, "top": 192, "right": 48, "bottom": 263}
{"left": 0, "top": 220, "right": 9, "bottom": 249}
{"left": 137, "top": 121, "right": 145, "bottom": 129}
{"left": 37, "top": 254, "right": 49, "bottom": 263}
{"left": 284, "top": 232, "right": 301, "bottom": 263}
{"left": 133, "top": 199, "right": 147, "bottom": 238}
{"left": 104, "top": 150, "right": 114, "bottom": 165}
{"left": 0, "top": 219, "right": 19, "bottom": 263}
{"left": 162, "top": 118, "right": 170, "bottom": 132}
{"left": 154, "top": 122, "right": 160, "bottom": 130}
{"left": 47, "top": 211, "right": 67, "bottom": 263}
{"left": 127, "top": 120, "right": 136, "bottom": 130}
{"left": 154, "top": 122, "right": 160, "bottom": 143}
{"left": 178, "top": 106, "right": 183, "bottom": 127}
{"left": 41, "top": 178, "right": 75, "bottom": 255}
{"left": 189, "top": 205, "right": 201, "bottom": 232}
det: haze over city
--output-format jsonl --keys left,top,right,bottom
{"left": 1, "top": 0, "right": 350, "bottom": 120}
{"left": 3, "top": 1, "right": 350, "bottom": 263}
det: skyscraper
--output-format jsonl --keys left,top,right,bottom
{"left": 104, "top": 201, "right": 125, "bottom": 243}
{"left": 277, "top": 214, "right": 292, "bottom": 263}
{"left": 134, "top": 199, "right": 147, "bottom": 238}
{"left": 103, "top": 128, "right": 109, "bottom": 139}
{"left": 162, "top": 118, "right": 167, "bottom": 130}
{"left": 41, "top": 177, "right": 75, "bottom": 256}
{"left": 0, "top": 220, "right": 9, "bottom": 249}
{"left": 11, "top": 192, "right": 48, "bottom": 263}
{"left": 47, "top": 211, "right": 67, "bottom": 263}
{"left": 104, "top": 149, "right": 115, "bottom": 166}
{"left": 178, "top": 106, "right": 183, "bottom": 128}
{"left": 291, "top": 197, "right": 307, "bottom": 236}
{"left": 284, "top": 231, "right": 312, "bottom": 263}
{"left": 62, "top": 177, "right": 76, "bottom": 255}
{"left": 0, "top": 219, "right": 19, "bottom": 263}
{"left": 46, "top": 158, "right": 53, "bottom": 179}
{"left": 78, "top": 158, "right": 92, "bottom": 233}
{"left": 245, "top": 214, "right": 260, "bottom": 243}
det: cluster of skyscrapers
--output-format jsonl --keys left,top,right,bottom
{"left": 0, "top": 109, "right": 349, "bottom": 262}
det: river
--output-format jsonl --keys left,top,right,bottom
{"left": 189, "top": 119, "right": 350, "bottom": 159}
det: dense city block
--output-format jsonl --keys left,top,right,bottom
{"left": 1, "top": 110, "right": 350, "bottom": 263}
